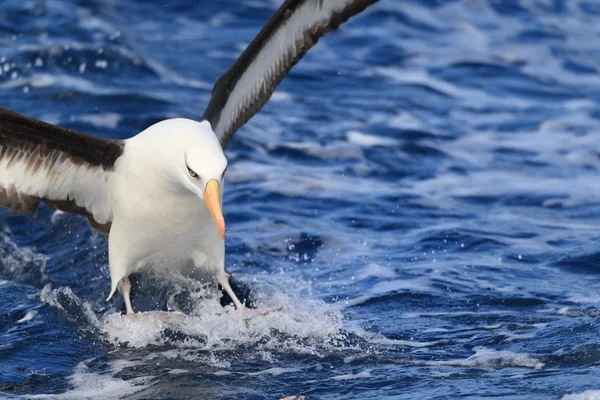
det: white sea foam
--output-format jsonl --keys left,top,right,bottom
{"left": 248, "top": 367, "right": 301, "bottom": 376}
{"left": 408, "top": 169, "right": 600, "bottom": 209}
{"left": 344, "top": 276, "right": 434, "bottom": 307}
{"left": 50, "top": 210, "right": 66, "bottom": 224}
{"left": 563, "top": 390, "right": 600, "bottom": 400}
{"left": 229, "top": 160, "right": 398, "bottom": 199}
{"left": 99, "top": 277, "right": 344, "bottom": 358}
{"left": 277, "top": 140, "right": 364, "bottom": 161}
{"left": 427, "top": 347, "right": 544, "bottom": 369}
{"left": 271, "top": 91, "right": 293, "bottom": 102}
{"left": 16, "top": 310, "right": 38, "bottom": 323}
{"left": 0, "top": 73, "right": 97, "bottom": 93}
{"left": 332, "top": 369, "right": 372, "bottom": 381}
{"left": 371, "top": 337, "right": 446, "bottom": 348}
{"left": 79, "top": 112, "right": 121, "bottom": 129}
{"left": 346, "top": 130, "right": 399, "bottom": 147}
{"left": 76, "top": 8, "right": 118, "bottom": 34}
{"left": 387, "top": 111, "right": 427, "bottom": 130}
{"left": 498, "top": 330, "right": 538, "bottom": 343}
{"left": 345, "top": 323, "right": 448, "bottom": 349}
{"left": 35, "top": 267, "right": 345, "bottom": 361}
{"left": 40, "top": 284, "right": 101, "bottom": 329}
{"left": 370, "top": 67, "right": 532, "bottom": 109}
{"left": 29, "top": 74, "right": 55, "bottom": 88}
{"left": 213, "top": 370, "right": 231, "bottom": 376}
{"left": 355, "top": 263, "right": 396, "bottom": 281}
{"left": 0, "top": 231, "right": 49, "bottom": 285}
{"left": 567, "top": 296, "right": 600, "bottom": 304}
{"left": 168, "top": 369, "right": 189, "bottom": 375}
{"left": 24, "top": 360, "right": 152, "bottom": 399}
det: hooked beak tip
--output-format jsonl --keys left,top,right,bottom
{"left": 218, "top": 222, "right": 226, "bottom": 240}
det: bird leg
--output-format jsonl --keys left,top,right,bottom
{"left": 217, "top": 271, "right": 245, "bottom": 310}
{"left": 119, "top": 277, "right": 135, "bottom": 315}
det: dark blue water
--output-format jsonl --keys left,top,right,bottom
{"left": 1, "top": 0, "right": 600, "bottom": 398}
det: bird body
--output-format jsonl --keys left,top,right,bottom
{"left": 106, "top": 119, "right": 228, "bottom": 304}
{"left": 0, "top": 0, "right": 379, "bottom": 314}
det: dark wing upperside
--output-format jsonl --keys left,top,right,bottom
{"left": 202, "top": 0, "right": 378, "bottom": 148}
{"left": 0, "top": 108, "right": 124, "bottom": 234}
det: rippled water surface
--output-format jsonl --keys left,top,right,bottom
{"left": 1, "top": 0, "right": 600, "bottom": 398}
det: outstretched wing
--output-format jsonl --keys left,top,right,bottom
{"left": 0, "top": 108, "right": 124, "bottom": 234}
{"left": 202, "top": 0, "right": 378, "bottom": 148}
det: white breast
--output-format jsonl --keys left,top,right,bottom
{"left": 107, "top": 141, "right": 224, "bottom": 278}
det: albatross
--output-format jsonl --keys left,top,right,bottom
{"left": 0, "top": 0, "right": 378, "bottom": 314}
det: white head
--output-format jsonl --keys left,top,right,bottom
{"left": 135, "top": 118, "right": 228, "bottom": 239}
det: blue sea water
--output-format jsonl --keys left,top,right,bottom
{"left": 1, "top": 0, "right": 600, "bottom": 398}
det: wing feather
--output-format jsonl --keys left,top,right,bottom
{"left": 0, "top": 108, "right": 124, "bottom": 234}
{"left": 202, "top": 0, "right": 378, "bottom": 148}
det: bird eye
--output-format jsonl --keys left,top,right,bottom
{"left": 188, "top": 167, "right": 198, "bottom": 178}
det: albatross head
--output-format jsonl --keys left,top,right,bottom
{"left": 139, "top": 118, "right": 228, "bottom": 239}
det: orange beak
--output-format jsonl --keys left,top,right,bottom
{"left": 203, "top": 179, "right": 225, "bottom": 240}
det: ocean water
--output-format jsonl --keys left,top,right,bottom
{"left": 1, "top": 0, "right": 600, "bottom": 398}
